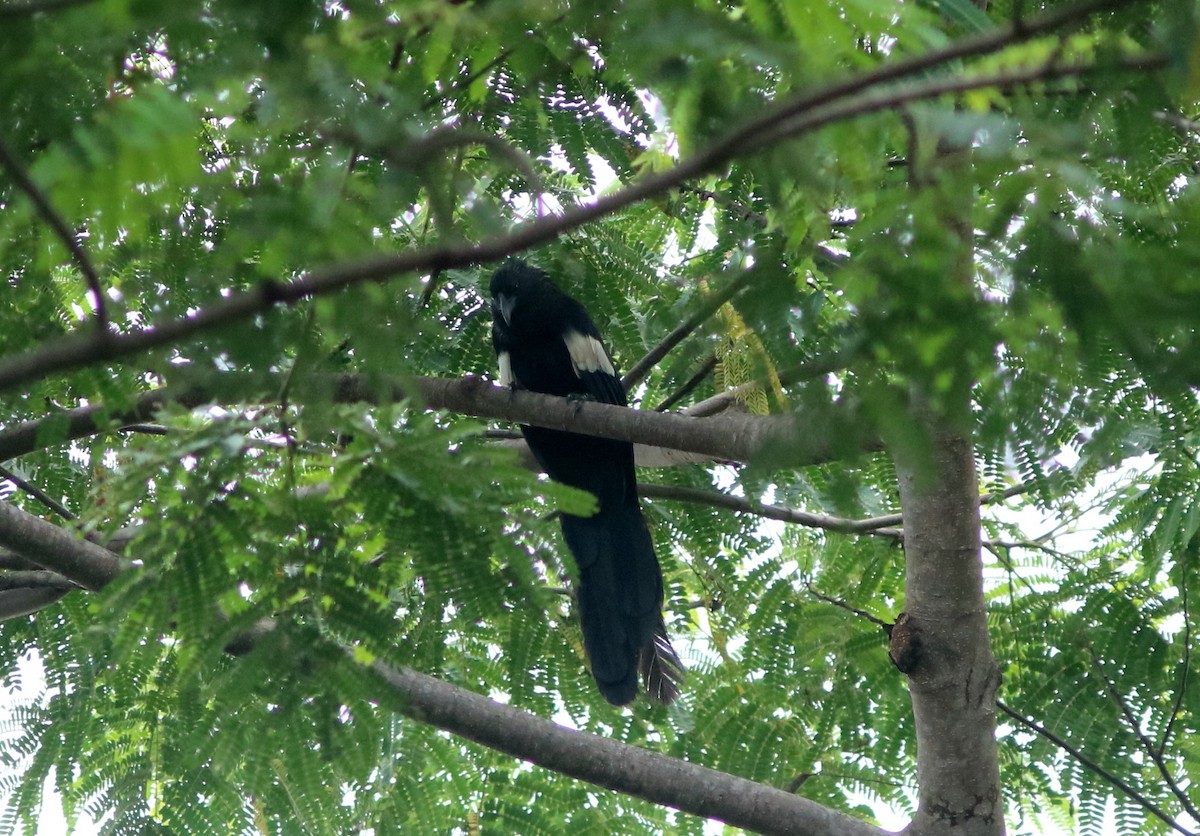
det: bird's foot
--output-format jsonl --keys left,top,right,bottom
{"left": 565, "top": 392, "right": 595, "bottom": 413}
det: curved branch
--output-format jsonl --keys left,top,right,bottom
{"left": 0, "top": 0, "right": 1150, "bottom": 394}
{"left": 368, "top": 660, "right": 889, "bottom": 836}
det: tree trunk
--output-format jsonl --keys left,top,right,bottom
{"left": 895, "top": 424, "right": 1005, "bottom": 836}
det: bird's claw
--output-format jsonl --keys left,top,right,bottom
{"left": 565, "top": 392, "right": 595, "bottom": 413}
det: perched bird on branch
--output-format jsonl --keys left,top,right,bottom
{"left": 489, "top": 259, "right": 682, "bottom": 706}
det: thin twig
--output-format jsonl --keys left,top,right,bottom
{"left": 981, "top": 482, "right": 1033, "bottom": 505}
{"left": 654, "top": 354, "right": 717, "bottom": 412}
{"left": 682, "top": 337, "right": 863, "bottom": 417}
{"left": 0, "top": 134, "right": 108, "bottom": 331}
{"left": 1087, "top": 648, "right": 1200, "bottom": 822}
{"left": 997, "top": 701, "right": 1192, "bottom": 836}
{"left": 622, "top": 269, "right": 757, "bottom": 391}
{"left": 422, "top": 46, "right": 515, "bottom": 112}
{"left": 1160, "top": 556, "right": 1191, "bottom": 755}
{"left": 116, "top": 423, "right": 169, "bottom": 435}
{"left": 0, "top": 463, "right": 75, "bottom": 520}
{"left": 804, "top": 582, "right": 891, "bottom": 629}
{"left": 639, "top": 483, "right": 902, "bottom": 535}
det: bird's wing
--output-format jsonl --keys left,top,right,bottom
{"left": 563, "top": 329, "right": 626, "bottom": 406}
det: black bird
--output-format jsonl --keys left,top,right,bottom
{"left": 489, "top": 260, "right": 683, "bottom": 706}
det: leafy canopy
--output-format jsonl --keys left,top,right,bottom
{"left": 0, "top": 0, "right": 1198, "bottom": 834}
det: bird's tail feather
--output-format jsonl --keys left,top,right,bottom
{"left": 640, "top": 625, "right": 684, "bottom": 705}
{"left": 561, "top": 503, "right": 682, "bottom": 706}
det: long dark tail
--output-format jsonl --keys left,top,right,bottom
{"left": 560, "top": 503, "right": 683, "bottom": 706}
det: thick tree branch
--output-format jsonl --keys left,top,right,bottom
{"left": 0, "top": 587, "right": 72, "bottom": 620}
{"left": 895, "top": 420, "right": 1003, "bottom": 834}
{"left": 0, "top": 0, "right": 1150, "bottom": 394}
{"left": 383, "top": 376, "right": 836, "bottom": 466}
{"left": 368, "top": 661, "right": 889, "bottom": 836}
{"left": 0, "top": 134, "right": 107, "bottom": 331}
{"left": 0, "top": 501, "right": 125, "bottom": 590}
{"left": 0, "top": 569, "right": 76, "bottom": 591}
{"left": 0, "top": 494, "right": 889, "bottom": 834}
{"left": 0, "top": 374, "right": 850, "bottom": 469}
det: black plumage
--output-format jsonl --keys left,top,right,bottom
{"left": 489, "top": 260, "right": 683, "bottom": 706}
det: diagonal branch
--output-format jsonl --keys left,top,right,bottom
{"left": 997, "top": 701, "right": 1192, "bottom": 836}
{"left": 0, "top": 484, "right": 890, "bottom": 834}
{"left": 622, "top": 269, "right": 757, "bottom": 391}
{"left": 0, "top": 134, "right": 107, "bottom": 331}
{"left": 1087, "top": 648, "right": 1200, "bottom": 822}
{"left": 0, "top": 500, "right": 125, "bottom": 590}
{"left": 0, "top": 463, "right": 75, "bottom": 520}
{"left": 654, "top": 354, "right": 717, "bottom": 412}
{"left": 0, "top": 0, "right": 1151, "bottom": 394}
{"left": 367, "top": 660, "right": 889, "bottom": 836}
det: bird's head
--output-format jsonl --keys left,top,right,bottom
{"left": 489, "top": 259, "right": 551, "bottom": 327}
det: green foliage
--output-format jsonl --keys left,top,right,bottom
{"left": 1, "top": 0, "right": 1198, "bottom": 834}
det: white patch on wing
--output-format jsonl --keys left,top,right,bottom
{"left": 498, "top": 351, "right": 513, "bottom": 386}
{"left": 564, "top": 331, "right": 615, "bottom": 377}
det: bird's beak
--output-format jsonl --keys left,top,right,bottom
{"left": 493, "top": 293, "right": 516, "bottom": 326}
